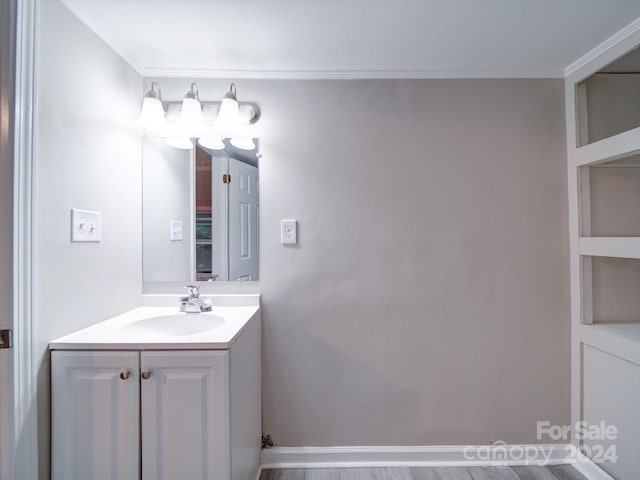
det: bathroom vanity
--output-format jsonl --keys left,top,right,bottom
{"left": 49, "top": 295, "right": 261, "bottom": 480}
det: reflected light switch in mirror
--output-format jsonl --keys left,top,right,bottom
{"left": 170, "top": 220, "right": 183, "bottom": 241}
{"left": 71, "top": 208, "right": 102, "bottom": 243}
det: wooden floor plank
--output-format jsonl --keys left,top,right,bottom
{"left": 545, "top": 465, "right": 588, "bottom": 480}
{"left": 260, "top": 469, "right": 272, "bottom": 480}
{"left": 269, "top": 468, "right": 307, "bottom": 480}
{"left": 305, "top": 469, "right": 341, "bottom": 480}
{"left": 435, "top": 467, "right": 473, "bottom": 480}
{"left": 338, "top": 468, "right": 377, "bottom": 480}
{"left": 467, "top": 466, "right": 521, "bottom": 480}
{"left": 511, "top": 465, "right": 558, "bottom": 480}
{"left": 409, "top": 466, "right": 445, "bottom": 480}
{"left": 375, "top": 467, "right": 415, "bottom": 480}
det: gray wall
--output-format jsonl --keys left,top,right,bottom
{"left": 585, "top": 74, "right": 640, "bottom": 145}
{"left": 35, "top": 1, "right": 142, "bottom": 477}
{"left": 142, "top": 138, "right": 192, "bottom": 281}
{"left": 149, "top": 77, "right": 570, "bottom": 445}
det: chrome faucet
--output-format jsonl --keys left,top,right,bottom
{"left": 179, "top": 285, "right": 212, "bottom": 313}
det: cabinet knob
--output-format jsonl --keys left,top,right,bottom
{"left": 119, "top": 370, "right": 131, "bottom": 380}
{"left": 141, "top": 370, "right": 152, "bottom": 380}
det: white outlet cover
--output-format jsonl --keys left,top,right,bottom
{"left": 71, "top": 208, "right": 102, "bottom": 243}
{"left": 281, "top": 219, "right": 297, "bottom": 245}
{"left": 170, "top": 220, "right": 183, "bottom": 241}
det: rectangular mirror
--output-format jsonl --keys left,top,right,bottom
{"left": 143, "top": 138, "right": 259, "bottom": 282}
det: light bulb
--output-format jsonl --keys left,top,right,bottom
{"left": 166, "top": 137, "right": 193, "bottom": 149}
{"left": 198, "top": 137, "right": 225, "bottom": 150}
{"left": 230, "top": 137, "right": 255, "bottom": 150}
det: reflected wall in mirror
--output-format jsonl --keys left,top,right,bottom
{"left": 143, "top": 138, "right": 259, "bottom": 282}
{"left": 576, "top": 46, "right": 640, "bottom": 147}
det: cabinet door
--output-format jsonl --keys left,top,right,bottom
{"left": 141, "top": 351, "right": 229, "bottom": 480}
{"left": 51, "top": 351, "right": 140, "bottom": 480}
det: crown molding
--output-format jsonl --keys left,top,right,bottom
{"left": 564, "top": 17, "right": 640, "bottom": 80}
{"left": 143, "top": 66, "right": 562, "bottom": 80}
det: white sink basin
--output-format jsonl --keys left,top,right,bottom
{"left": 121, "top": 313, "right": 226, "bottom": 337}
{"left": 48, "top": 296, "right": 260, "bottom": 349}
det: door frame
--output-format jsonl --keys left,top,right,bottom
{"left": 6, "top": 0, "right": 38, "bottom": 479}
{"left": 0, "top": 0, "right": 14, "bottom": 477}
{"left": 212, "top": 156, "right": 229, "bottom": 281}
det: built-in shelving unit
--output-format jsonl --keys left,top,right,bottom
{"left": 566, "top": 21, "right": 640, "bottom": 478}
{"left": 568, "top": 34, "right": 640, "bottom": 354}
{"left": 577, "top": 323, "right": 640, "bottom": 366}
{"left": 574, "top": 126, "right": 640, "bottom": 166}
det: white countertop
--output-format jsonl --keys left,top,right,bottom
{"left": 49, "top": 295, "right": 260, "bottom": 350}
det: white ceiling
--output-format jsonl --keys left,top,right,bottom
{"left": 61, "top": 0, "right": 640, "bottom": 79}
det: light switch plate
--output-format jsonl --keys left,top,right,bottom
{"left": 71, "top": 209, "right": 102, "bottom": 242}
{"left": 281, "top": 219, "right": 297, "bottom": 245}
{"left": 170, "top": 220, "right": 183, "bottom": 241}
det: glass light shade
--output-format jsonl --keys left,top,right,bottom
{"left": 177, "top": 97, "right": 205, "bottom": 135}
{"left": 216, "top": 96, "right": 240, "bottom": 128}
{"left": 136, "top": 97, "right": 167, "bottom": 131}
{"left": 198, "top": 137, "right": 225, "bottom": 150}
{"left": 230, "top": 137, "right": 256, "bottom": 150}
{"left": 166, "top": 137, "right": 193, "bottom": 150}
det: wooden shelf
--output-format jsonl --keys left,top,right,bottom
{"left": 573, "top": 125, "right": 640, "bottom": 167}
{"left": 579, "top": 237, "right": 640, "bottom": 259}
{"left": 577, "top": 323, "right": 640, "bottom": 366}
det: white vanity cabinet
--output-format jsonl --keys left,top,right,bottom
{"left": 141, "top": 351, "right": 229, "bottom": 480}
{"left": 51, "top": 351, "right": 141, "bottom": 480}
{"left": 52, "top": 350, "right": 229, "bottom": 480}
{"left": 50, "top": 303, "right": 261, "bottom": 480}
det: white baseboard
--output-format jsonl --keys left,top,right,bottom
{"left": 260, "top": 444, "right": 615, "bottom": 480}
{"left": 260, "top": 444, "right": 570, "bottom": 469}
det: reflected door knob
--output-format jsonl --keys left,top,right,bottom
{"left": 141, "top": 370, "right": 152, "bottom": 380}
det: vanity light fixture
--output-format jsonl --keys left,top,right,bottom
{"left": 229, "top": 137, "right": 256, "bottom": 150}
{"left": 176, "top": 82, "right": 205, "bottom": 136}
{"left": 165, "top": 137, "right": 194, "bottom": 150}
{"left": 138, "top": 81, "right": 261, "bottom": 148}
{"left": 136, "top": 82, "right": 167, "bottom": 131}
{"left": 198, "top": 137, "right": 226, "bottom": 150}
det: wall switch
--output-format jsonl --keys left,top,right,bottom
{"left": 281, "top": 219, "right": 297, "bottom": 245}
{"left": 170, "top": 220, "right": 183, "bottom": 241}
{"left": 71, "top": 209, "right": 102, "bottom": 242}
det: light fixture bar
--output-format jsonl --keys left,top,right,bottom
{"left": 161, "top": 100, "right": 261, "bottom": 125}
